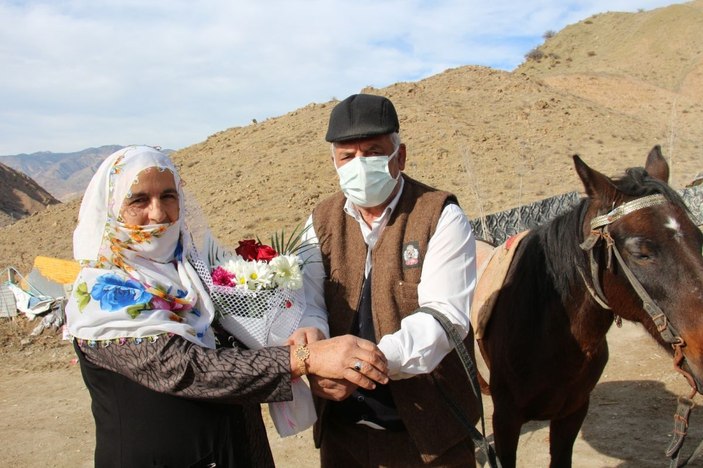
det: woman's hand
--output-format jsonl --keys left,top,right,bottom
{"left": 287, "top": 327, "right": 326, "bottom": 345}
{"left": 290, "top": 335, "right": 388, "bottom": 390}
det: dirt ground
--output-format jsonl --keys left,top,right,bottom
{"left": 1, "top": 314, "right": 702, "bottom": 467}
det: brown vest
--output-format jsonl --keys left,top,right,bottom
{"left": 312, "top": 174, "right": 479, "bottom": 462}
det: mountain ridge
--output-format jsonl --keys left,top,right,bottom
{"left": 0, "top": 145, "right": 177, "bottom": 202}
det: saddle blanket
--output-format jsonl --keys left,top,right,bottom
{"left": 471, "top": 230, "right": 529, "bottom": 339}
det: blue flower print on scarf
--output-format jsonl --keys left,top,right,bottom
{"left": 90, "top": 273, "right": 153, "bottom": 312}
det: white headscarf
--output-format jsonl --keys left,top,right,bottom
{"left": 66, "top": 146, "right": 216, "bottom": 348}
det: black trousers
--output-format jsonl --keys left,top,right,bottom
{"left": 74, "top": 341, "right": 274, "bottom": 468}
{"left": 320, "top": 416, "right": 476, "bottom": 467}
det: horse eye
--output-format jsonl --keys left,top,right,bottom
{"left": 624, "top": 237, "right": 654, "bottom": 261}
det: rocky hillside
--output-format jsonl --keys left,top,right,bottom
{"left": 1, "top": 0, "right": 701, "bottom": 274}
{"left": 0, "top": 162, "right": 60, "bottom": 229}
{"left": 517, "top": 1, "right": 703, "bottom": 95}
{"left": 517, "top": 0, "right": 703, "bottom": 173}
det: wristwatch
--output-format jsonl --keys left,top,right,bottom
{"left": 295, "top": 344, "right": 310, "bottom": 375}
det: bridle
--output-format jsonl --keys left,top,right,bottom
{"left": 578, "top": 193, "right": 702, "bottom": 466}
{"left": 579, "top": 194, "right": 685, "bottom": 347}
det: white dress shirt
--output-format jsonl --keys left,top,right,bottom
{"left": 299, "top": 178, "right": 477, "bottom": 379}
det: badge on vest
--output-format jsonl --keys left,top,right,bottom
{"left": 402, "top": 241, "right": 421, "bottom": 269}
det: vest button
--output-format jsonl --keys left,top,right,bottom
{"left": 357, "top": 395, "right": 365, "bottom": 402}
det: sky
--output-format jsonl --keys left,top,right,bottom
{"left": 0, "top": 0, "right": 688, "bottom": 156}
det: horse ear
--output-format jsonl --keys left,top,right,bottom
{"left": 573, "top": 155, "right": 618, "bottom": 201}
{"left": 644, "top": 145, "right": 670, "bottom": 183}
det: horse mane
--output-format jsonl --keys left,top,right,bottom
{"left": 533, "top": 166, "right": 688, "bottom": 304}
{"left": 535, "top": 201, "right": 589, "bottom": 303}
{"left": 615, "top": 167, "right": 689, "bottom": 213}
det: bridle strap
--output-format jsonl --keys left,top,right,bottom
{"left": 576, "top": 266, "right": 611, "bottom": 310}
{"left": 609, "top": 241, "right": 681, "bottom": 345}
{"left": 590, "top": 194, "right": 668, "bottom": 229}
{"left": 667, "top": 346, "right": 702, "bottom": 467}
{"left": 579, "top": 228, "right": 613, "bottom": 309}
{"left": 667, "top": 396, "right": 703, "bottom": 468}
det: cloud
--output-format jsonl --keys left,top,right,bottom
{"left": 0, "top": 0, "right": 686, "bottom": 154}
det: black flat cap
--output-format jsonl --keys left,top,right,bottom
{"left": 325, "top": 94, "right": 399, "bottom": 142}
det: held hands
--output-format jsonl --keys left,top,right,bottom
{"left": 309, "top": 376, "right": 357, "bottom": 401}
{"left": 287, "top": 326, "right": 326, "bottom": 346}
{"left": 287, "top": 327, "right": 362, "bottom": 399}
{"left": 289, "top": 334, "right": 388, "bottom": 392}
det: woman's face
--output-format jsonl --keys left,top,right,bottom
{"left": 119, "top": 168, "right": 179, "bottom": 225}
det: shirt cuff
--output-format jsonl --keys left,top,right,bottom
{"left": 378, "top": 335, "right": 407, "bottom": 379}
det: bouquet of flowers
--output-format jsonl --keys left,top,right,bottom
{"left": 207, "top": 236, "right": 306, "bottom": 349}
{"left": 199, "top": 226, "right": 317, "bottom": 437}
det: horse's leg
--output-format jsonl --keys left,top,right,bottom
{"left": 548, "top": 400, "right": 590, "bottom": 468}
{"left": 492, "top": 403, "right": 523, "bottom": 468}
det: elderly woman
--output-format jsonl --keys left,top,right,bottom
{"left": 66, "top": 146, "right": 387, "bottom": 467}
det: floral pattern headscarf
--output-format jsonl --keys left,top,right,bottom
{"left": 65, "top": 146, "right": 216, "bottom": 348}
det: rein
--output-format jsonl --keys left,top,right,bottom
{"left": 578, "top": 193, "right": 702, "bottom": 467}
{"left": 413, "top": 306, "right": 501, "bottom": 468}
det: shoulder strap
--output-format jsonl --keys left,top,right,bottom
{"left": 414, "top": 306, "right": 501, "bottom": 468}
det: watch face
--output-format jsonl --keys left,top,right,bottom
{"left": 296, "top": 345, "right": 309, "bottom": 359}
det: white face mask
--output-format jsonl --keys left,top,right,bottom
{"left": 335, "top": 146, "right": 400, "bottom": 208}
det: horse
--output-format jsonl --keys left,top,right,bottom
{"left": 476, "top": 146, "right": 703, "bottom": 467}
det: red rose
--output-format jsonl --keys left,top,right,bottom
{"left": 235, "top": 239, "right": 259, "bottom": 261}
{"left": 255, "top": 244, "right": 278, "bottom": 262}
{"left": 235, "top": 239, "right": 279, "bottom": 262}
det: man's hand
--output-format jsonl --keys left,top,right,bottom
{"left": 309, "top": 376, "right": 358, "bottom": 401}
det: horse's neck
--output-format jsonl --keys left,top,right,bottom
{"left": 566, "top": 289, "right": 615, "bottom": 353}
{"left": 535, "top": 225, "right": 615, "bottom": 352}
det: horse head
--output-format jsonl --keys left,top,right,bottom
{"left": 575, "top": 146, "right": 703, "bottom": 393}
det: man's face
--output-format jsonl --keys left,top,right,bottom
{"left": 332, "top": 134, "right": 406, "bottom": 178}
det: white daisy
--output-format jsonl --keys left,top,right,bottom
{"left": 221, "top": 257, "right": 250, "bottom": 290}
{"left": 269, "top": 254, "right": 303, "bottom": 290}
{"left": 244, "top": 260, "right": 274, "bottom": 290}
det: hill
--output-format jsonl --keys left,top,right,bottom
{"left": 516, "top": 0, "right": 703, "bottom": 163}
{"left": 1, "top": 0, "right": 702, "bottom": 274}
{"left": 0, "top": 161, "right": 60, "bottom": 229}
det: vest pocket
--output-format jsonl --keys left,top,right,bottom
{"left": 393, "top": 280, "right": 419, "bottom": 317}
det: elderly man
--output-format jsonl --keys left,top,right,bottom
{"left": 299, "top": 93, "right": 479, "bottom": 467}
